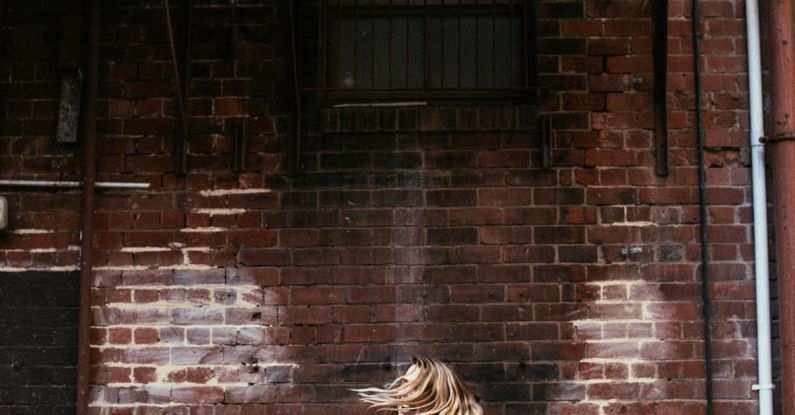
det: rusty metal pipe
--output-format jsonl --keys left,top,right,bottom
{"left": 285, "top": 0, "right": 302, "bottom": 175}
{"left": 691, "top": 0, "right": 714, "bottom": 411}
{"left": 163, "top": 0, "right": 190, "bottom": 175}
{"left": 768, "top": 0, "right": 795, "bottom": 413}
{"left": 76, "top": 0, "right": 99, "bottom": 413}
{"left": 652, "top": 0, "right": 668, "bottom": 176}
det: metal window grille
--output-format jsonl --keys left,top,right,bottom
{"left": 317, "top": 0, "right": 536, "bottom": 101}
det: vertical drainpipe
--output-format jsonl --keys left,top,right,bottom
{"left": 767, "top": 0, "right": 795, "bottom": 413}
{"left": 76, "top": 0, "right": 99, "bottom": 413}
{"left": 745, "top": 0, "right": 774, "bottom": 412}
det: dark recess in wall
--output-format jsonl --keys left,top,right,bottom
{"left": 0, "top": 271, "right": 79, "bottom": 415}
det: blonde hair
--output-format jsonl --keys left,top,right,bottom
{"left": 354, "top": 357, "right": 483, "bottom": 415}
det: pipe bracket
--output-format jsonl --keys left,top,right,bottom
{"left": 760, "top": 131, "right": 795, "bottom": 143}
{"left": 751, "top": 383, "right": 775, "bottom": 391}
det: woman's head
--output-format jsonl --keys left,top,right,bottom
{"left": 354, "top": 357, "right": 483, "bottom": 415}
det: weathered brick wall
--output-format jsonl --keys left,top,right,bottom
{"left": 0, "top": 0, "right": 762, "bottom": 414}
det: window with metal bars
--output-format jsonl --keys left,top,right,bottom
{"left": 317, "top": 0, "right": 536, "bottom": 102}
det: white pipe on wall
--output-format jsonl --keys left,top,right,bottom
{"left": 0, "top": 180, "right": 150, "bottom": 189}
{"left": 745, "top": 0, "right": 775, "bottom": 413}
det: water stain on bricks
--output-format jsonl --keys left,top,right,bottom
{"left": 658, "top": 244, "right": 683, "bottom": 262}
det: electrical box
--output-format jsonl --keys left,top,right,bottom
{"left": 0, "top": 196, "right": 7, "bottom": 229}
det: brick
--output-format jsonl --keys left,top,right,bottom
{"left": 392, "top": 209, "right": 447, "bottom": 226}
{"left": 427, "top": 227, "right": 478, "bottom": 245}
{"left": 507, "top": 284, "right": 560, "bottom": 302}
{"left": 477, "top": 150, "right": 530, "bottom": 168}
{"left": 133, "top": 367, "right": 157, "bottom": 383}
{"left": 214, "top": 98, "right": 242, "bottom": 116}
{"left": 280, "top": 307, "right": 332, "bottom": 325}
{"left": 346, "top": 286, "right": 397, "bottom": 304}
{"left": 426, "top": 190, "right": 477, "bottom": 207}
{"left": 535, "top": 226, "right": 585, "bottom": 244}
{"left": 290, "top": 287, "right": 345, "bottom": 305}
{"left": 533, "top": 382, "right": 586, "bottom": 401}
{"left": 428, "top": 305, "right": 480, "bottom": 322}
{"left": 171, "top": 386, "right": 224, "bottom": 404}
{"left": 479, "top": 188, "right": 533, "bottom": 206}
{"left": 562, "top": 93, "right": 607, "bottom": 111}
{"left": 451, "top": 284, "right": 505, "bottom": 303}
{"left": 239, "top": 249, "right": 291, "bottom": 266}
{"left": 343, "top": 325, "right": 397, "bottom": 343}
{"left": 280, "top": 229, "right": 320, "bottom": 247}
{"left": 372, "top": 190, "right": 423, "bottom": 207}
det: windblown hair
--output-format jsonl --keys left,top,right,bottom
{"left": 354, "top": 357, "right": 483, "bottom": 415}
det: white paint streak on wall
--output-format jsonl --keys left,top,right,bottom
{"left": 121, "top": 247, "right": 171, "bottom": 252}
{"left": 199, "top": 188, "right": 271, "bottom": 196}
{"left": 193, "top": 208, "right": 247, "bottom": 215}
{"left": 30, "top": 245, "right": 81, "bottom": 253}
{"left": 93, "top": 265, "right": 215, "bottom": 271}
{"left": 610, "top": 221, "right": 656, "bottom": 227}
{"left": 0, "top": 266, "right": 79, "bottom": 272}
{"left": 2, "top": 246, "right": 81, "bottom": 253}
{"left": 571, "top": 276, "right": 666, "bottom": 412}
{"left": 87, "top": 271, "right": 294, "bottom": 407}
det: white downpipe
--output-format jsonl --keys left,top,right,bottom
{"left": 745, "top": 0, "right": 774, "bottom": 413}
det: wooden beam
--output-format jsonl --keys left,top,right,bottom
{"left": 233, "top": 118, "right": 246, "bottom": 173}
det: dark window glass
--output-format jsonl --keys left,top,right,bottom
{"left": 322, "top": 0, "right": 534, "bottom": 100}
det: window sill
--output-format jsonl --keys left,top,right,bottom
{"left": 320, "top": 104, "right": 537, "bottom": 134}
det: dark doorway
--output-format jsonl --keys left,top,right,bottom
{"left": 0, "top": 271, "right": 80, "bottom": 415}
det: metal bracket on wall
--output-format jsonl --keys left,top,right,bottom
{"left": 0, "top": 196, "right": 7, "bottom": 230}
{"left": 233, "top": 118, "right": 247, "bottom": 172}
{"left": 652, "top": 0, "right": 669, "bottom": 176}
{"left": 761, "top": 131, "right": 795, "bottom": 143}
{"left": 56, "top": 0, "right": 83, "bottom": 143}
{"left": 539, "top": 114, "right": 552, "bottom": 169}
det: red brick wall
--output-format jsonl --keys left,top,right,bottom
{"left": 0, "top": 0, "right": 762, "bottom": 414}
